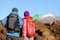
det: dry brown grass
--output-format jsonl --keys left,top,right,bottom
{"left": 34, "top": 20, "right": 60, "bottom": 40}
{"left": 0, "top": 20, "right": 6, "bottom": 40}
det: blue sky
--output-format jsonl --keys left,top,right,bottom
{"left": 0, "top": 0, "right": 60, "bottom": 19}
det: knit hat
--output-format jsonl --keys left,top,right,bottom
{"left": 12, "top": 8, "right": 18, "bottom": 12}
{"left": 24, "top": 11, "right": 30, "bottom": 17}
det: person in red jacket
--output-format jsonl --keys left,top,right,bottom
{"left": 22, "top": 11, "right": 35, "bottom": 40}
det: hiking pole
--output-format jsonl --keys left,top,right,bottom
{"left": 33, "top": 13, "right": 41, "bottom": 20}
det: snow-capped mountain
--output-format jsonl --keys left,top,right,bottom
{"left": 38, "top": 13, "right": 58, "bottom": 24}
{"left": 41, "top": 13, "right": 55, "bottom": 19}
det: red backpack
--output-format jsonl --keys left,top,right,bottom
{"left": 22, "top": 16, "right": 35, "bottom": 38}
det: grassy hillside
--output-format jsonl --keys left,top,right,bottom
{"left": 0, "top": 20, "right": 60, "bottom": 40}
{"left": 34, "top": 20, "right": 60, "bottom": 40}
{"left": 0, "top": 20, "right": 6, "bottom": 40}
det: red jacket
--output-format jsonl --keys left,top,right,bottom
{"left": 22, "top": 16, "right": 35, "bottom": 38}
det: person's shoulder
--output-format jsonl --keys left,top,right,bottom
{"left": 28, "top": 16, "right": 32, "bottom": 18}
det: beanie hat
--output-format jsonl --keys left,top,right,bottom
{"left": 24, "top": 11, "right": 30, "bottom": 17}
{"left": 12, "top": 8, "right": 18, "bottom": 12}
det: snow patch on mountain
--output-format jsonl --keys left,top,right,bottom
{"left": 38, "top": 13, "right": 57, "bottom": 24}
{"left": 41, "top": 13, "right": 55, "bottom": 19}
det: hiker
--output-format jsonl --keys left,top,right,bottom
{"left": 2, "top": 8, "right": 22, "bottom": 40}
{"left": 22, "top": 11, "right": 35, "bottom": 40}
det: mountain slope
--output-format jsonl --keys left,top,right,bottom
{"left": 38, "top": 13, "right": 60, "bottom": 24}
{"left": 34, "top": 20, "right": 60, "bottom": 40}
{"left": 34, "top": 20, "right": 55, "bottom": 40}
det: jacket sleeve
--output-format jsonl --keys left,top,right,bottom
{"left": 2, "top": 17, "right": 7, "bottom": 27}
{"left": 18, "top": 16, "right": 22, "bottom": 28}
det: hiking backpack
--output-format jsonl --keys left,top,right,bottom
{"left": 6, "top": 14, "right": 20, "bottom": 33}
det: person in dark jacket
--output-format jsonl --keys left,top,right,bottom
{"left": 2, "top": 8, "right": 22, "bottom": 40}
